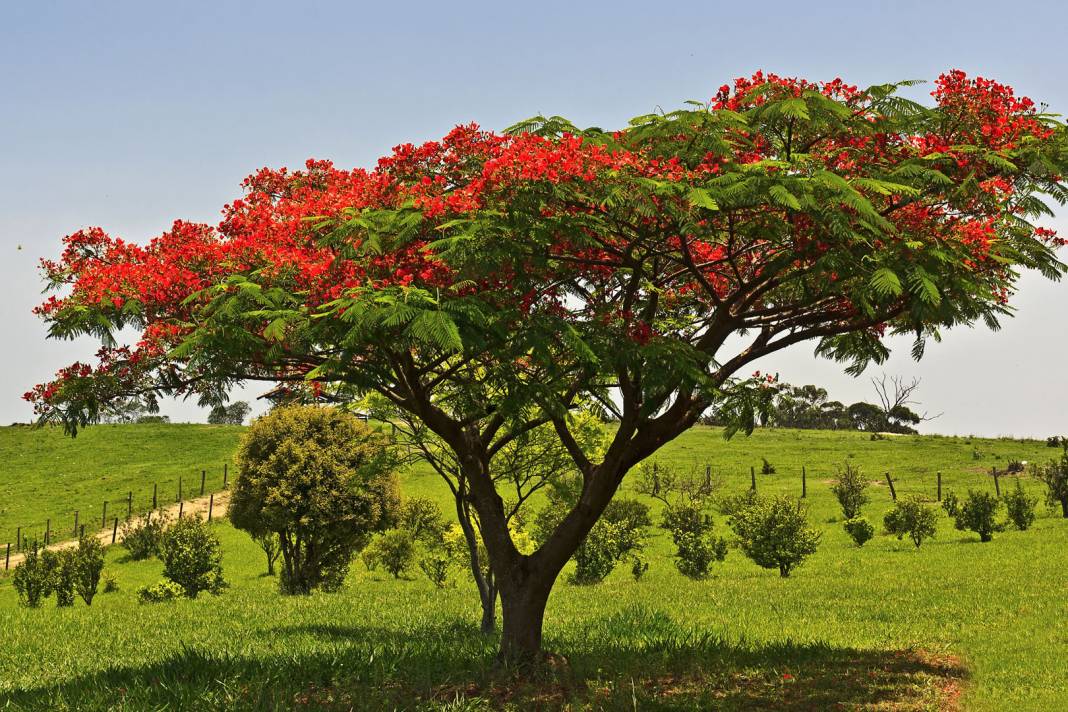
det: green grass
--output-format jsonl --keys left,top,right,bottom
{"left": 1, "top": 424, "right": 1066, "bottom": 710}
{"left": 0, "top": 423, "right": 243, "bottom": 546}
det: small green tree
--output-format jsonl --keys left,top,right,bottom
{"left": 1003, "top": 481, "right": 1038, "bottom": 531}
{"left": 362, "top": 529, "right": 416, "bottom": 578}
{"left": 13, "top": 547, "right": 55, "bottom": 607}
{"left": 729, "top": 495, "right": 821, "bottom": 577}
{"left": 830, "top": 463, "right": 870, "bottom": 519}
{"left": 254, "top": 532, "right": 281, "bottom": 576}
{"left": 843, "top": 516, "right": 875, "bottom": 546}
{"left": 229, "top": 405, "right": 402, "bottom": 594}
{"left": 160, "top": 516, "right": 224, "bottom": 597}
{"left": 120, "top": 511, "right": 169, "bottom": 560}
{"left": 884, "top": 497, "right": 938, "bottom": 548}
{"left": 1037, "top": 444, "right": 1068, "bottom": 518}
{"left": 70, "top": 534, "right": 106, "bottom": 605}
{"left": 51, "top": 551, "right": 76, "bottom": 607}
{"left": 951, "top": 490, "right": 1002, "bottom": 542}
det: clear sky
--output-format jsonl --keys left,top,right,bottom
{"left": 2, "top": 0, "right": 1066, "bottom": 436}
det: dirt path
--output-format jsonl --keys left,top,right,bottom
{"left": 2, "top": 490, "right": 231, "bottom": 572}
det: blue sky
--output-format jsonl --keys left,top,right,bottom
{"left": 2, "top": 0, "right": 1066, "bottom": 435}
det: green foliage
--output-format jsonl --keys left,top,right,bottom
{"left": 362, "top": 529, "right": 416, "bottom": 579}
{"left": 951, "top": 490, "right": 1002, "bottom": 542}
{"left": 760, "top": 457, "right": 776, "bottom": 475}
{"left": 254, "top": 532, "right": 280, "bottom": 576}
{"left": 1003, "top": 481, "right": 1038, "bottom": 531}
{"left": 12, "top": 548, "right": 55, "bottom": 607}
{"left": 120, "top": 511, "right": 169, "bottom": 561}
{"left": 136, "top": 579, "right": 185, "bottom": 604}
{"left": 843, "top": 517, "right": 875, "bottom": 547}
{"left": 101, "top": 571, "right": 119, "bottom": 594}
{"left": 672, "top": 530, "right": 728, "bottom": 579}
{"left": 229, "top": 405, "right": 402, "bottom": 594}
{"left": 70, "top": 535, "right": 105, "bottom": 605}
{"left": 941, "top": 491, "right": 960, "bottom": 518}
{"left": 51, "top": 551, "right": 76, "bottom": 607}
{"left": 728, "top": 495, "right": 821, "bottom": 577}
{"left": 630, "top": 555, "right": 649, "bottom": 581}
{"left": 417, "top": 524, "right": 466, "bottom": 588}
{"left": 160, "top": 516, "right": 224, "bottom": 597}
{"left": 1037, "top": 443, "right": 1068, "bottom": 517}
{"left": 716, "top": 489, "right": 759, "bottom": 517}
{"left": 883, "top": 497, "right": 938, "bottom": 548}
{"left": 830, "top": 462, "right": 870, "bottom": 519}
{"left": 207, "top": 401, "right": 251, "bottom": 425}
{"left": 398, "top": 497, "right": 447, "bottom": 545}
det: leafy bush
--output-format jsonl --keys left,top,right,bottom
{"left": 120, "top": 511, "right": 169, "bottom": 560}
{"left": 13, "top": 547, "right": 55, "bottom": 607}
{"left": 229, "top": 405, "right": 402, "bottom": 594}
{"left": 830, "top": 462, "right": 869, "bottom": 519}
{"left": 254, "top": 532, "right": 280, "bottom": 576}
{"left": 1007, "top": 459, "right": 1025, "bottom": 474}
{"left": 716, "top": 489, "right": 759, "bottom": 517}
{"left": 1003, "top": 481, "right": 1038, "bottom": 531}
{"left": 569, "top": 519, "right": 644, "bottom": 585}
{"left": 941, "top": 491, "right": 960, "bottom": 518}
{"left": 843, "top": 517, "right": 875, "bottom": 546}
{"left": 630, "top": 556, "right": 649, "bottom": 581}
{"left": 70, "top": 534, "right": 105, "bottom": 605}
{"left": 418, "top": 525, "right": 465, "bottom": 588}
{"left": 362, "top": 529, "right": 416, "bottom": 578}
{"left": 761, "top": 458, "right": 776, "bottom": 475}
{"left": 137, "top": 579, "right": 185, "bottom": 604}
{"left": 950, "top": 490, "right": 1002, "bottom": 542}
{"left": 673, "top": 530, "right": 728, "bottom": 579}
{"left": 1037, "top": 443, "right": 1068, "bottom": 518}
{"left": 398, "top": 497, "right": 446, "bottom": 544}
{"left": 884, "top": 497, "right": 938, "bottom": 548}
{"left": 101, "top": 572, "right": 119, "bottom": 594}
{"left": 1048, "top": 435, "right": 1063, "bottom": 448}
{"left": 728, "top": 495, "right": 821, "bottom": 577}
{"left": 160, "top": 515, "right": 224, "bottom": 597}
{"left": 52, "top": 551, "right": 76, "bottom": 607}
{"left": 604, "top": 498, "right": 652, "bottom": 531}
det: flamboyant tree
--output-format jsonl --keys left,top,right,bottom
{"left": 29, "top": 71, "right": 1067, "bottom": 661}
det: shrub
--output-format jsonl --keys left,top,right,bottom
{"left": 659, "top": 502, "right": 707, "bottom": 537}
{"left": 830, "top": 462, "right": 870, "bottom": 519}
{"left": 70, "top": 534, "right": 105, "bottom": 606}
{"left": 120, "top": 511, "right": 169, "bottom": 560}
{"left": 1037, "top": 443, "right": 1068, "bottom": 518}
{"left": 101, "top": 572, "right": 120, "bottom": 594}
{"left": 137, "top": 580, "right": 185, "bottom": 604}
{"left": 728, "top": 495, "right": 821, "bottom": 577}
{"left": 1048, "top": 435, "right": 1063, "bottom": 448}
{"left": 673, "top": 530, "right": 728, "bottom": 579}
{"left": 604, "top": 498, "right": 653, "bottom": 531}
{"left": 941, "top": 491, "right": 960, "bottom": 518}
{"left": 1003, "top": 481, "right": 1038, "bottom": 531}
{"left": 1007, "top": 459, "right": 1025, "bottom": 474}
{"left": 630, "top": 556, "right": 649, "bottom": 581}
{"left": 870, "top": 432, "right": 887, "bottom": 441}
{"left": 418, "top": 525, "right": 465, "bottom": 588}
{"left": 363, "top": 529, "right": 416, "bottom": 579}
{"left": 51, "top": 551, "right": 76, "bottom": 607}
{"left": 569, "top": 519, "right": 642, "bottom": 585}
{"left": 160, "top": 515, "right": 224, "bottom": 597}
{"left": 884, "top": 497, "right": 938, "bottom": 548}
{"left": 398, "top": 497, "right": 446, "bottom": 544}
{"left": 254, "top": 532, "right": 280, "bottom": 576}
{"left": 13, "top": 547, "right": 55, "bottom": 607}
{"left": 950, "top": 490, "right": 1002, "bottom": 542}
{"left": 843, "top": 517, "right": 875, "bottom": 546}
{"left": 229, "top": 405, "right": 402, "bottom": 595}
{"left": 716, "top": 489, "right": 759, "bottom": 517}
{"left": 761, "top": 458, "right": 776, "bottom": 475}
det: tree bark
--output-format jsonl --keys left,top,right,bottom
{"left": 1061, "top": 498, "right": 1068, "bottom": 518}
{"left": 497, "top": 574, "right": 553, "bottom": 664}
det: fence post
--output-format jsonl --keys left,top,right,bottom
{"left": 112, "top": 518, "right": 119, "bottom": 544}
{"left": 153, "top": 483, "right": 158, "bottom": 509}
{"left": 200, "top": 470, "right": 206, "bottom": 496}
{"left": 127, "top": 491, "right": 133, "bottom": 519}
{"left": 937, "top": 472, "right": 942, "bottom": 502}
{"left": 5, "top": 543, "right": 9, "bottom": 570}
{"left": 16, "top": 526, "right": 20, "bottom": 552}
{"left": 993, "top": 466, "right": 1001, "bottom": 497}
{"left": 802, "top": 466, "right": 807, "bottom": 498}
{"left": 750, "top": 465, "right": 757, "bottom": 491}
{"left": 705, "top": 465, "right": 711, "bottom": 489}
{"left": 79, "top": 524, "right": 85, "bottom": 540}
{"left": 223, "top": 463, "right": 228, "bottom": 489}
{"left": 102, "top": 500, "right": 108, "bottom": 528}
{"left": 178, "top": 501, "right": 184, "bottom": 518}
{"left": 45, "top": 519, "right": 50, "bottom": 545}
{"left": 885, "top": 472, "right": 897, "bottom": 501}
{"left": 208, "top": 494, "right": 214, "bottom": 521}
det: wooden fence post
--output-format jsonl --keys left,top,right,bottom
{"left": 45, "top": 519, "right": 50, "bottom": 545}
{"left": 885, "top": 472, "right": 897, "bottom": 501}
{"left": 200, "top": 470, "right": 206, "bottom": 496}
{"left": 937, "top": 472, "right": 942, "bottom": 502}
{"left": 112, "top": 517, "right": 119, "bottom": 544}
{"left": 750, "top": 465, "right": 757, "bottom": 491}
{"left": 802, "top": 466, "right": 807, "bottom": 498}
{"left": 705, "top": 465, "right": 711, "bottom": 489}
{"left": 992, "top": 466, "right": 1001, "bottom": 497}
{"left": 4, "top": 542, "right": 9, "bottom": 570}
{"left": 178, "top": 501, "right": 184, "bottom": 518}
{"left": 152, "top": 483, "right": 158, "bottom": 509}
{"left": 208, "top": 494, "right": 214, "bottom": 521}
{"left": 223, "top": 463, "right": 228, "bottom": 489}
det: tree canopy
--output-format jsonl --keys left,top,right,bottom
{"left": 28, "top": 70, "right": 1067, "bottom": 659}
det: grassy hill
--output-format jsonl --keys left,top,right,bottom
{"left": 0, "top": 423, "right": 244, "bottom": 546}
{"left": 1, "top": 423, "right": 1066, "bottom": 710}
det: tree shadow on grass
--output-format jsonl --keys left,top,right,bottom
{"left": 2, "top": 608, "right": 965, "bottom": 711}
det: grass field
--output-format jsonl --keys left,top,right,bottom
{"left": 0, "top": 423, "right": 243, "bottom": 547}
{"left": 0, "top": 423, "right": 1065, "bottom": 710}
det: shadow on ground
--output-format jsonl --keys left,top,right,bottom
{"left": 1, "top": 607, "right": 965, "bottom": 711}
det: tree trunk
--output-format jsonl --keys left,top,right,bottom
{"left": 497, "top": 576, "right": 553, "bottom": 664}
{"left": 480, "top": 585, "right": 497, "bottom": 634}
{"left": 1061, "top": 498, "right": 1068, "bottom": 518}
